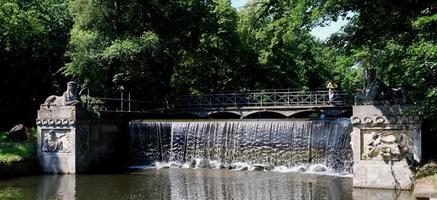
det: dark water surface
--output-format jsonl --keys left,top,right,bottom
{"left": 0, "top": 169, "right": 412, "bottom": 200}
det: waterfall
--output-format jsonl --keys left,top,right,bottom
{"left": 128, "top": 119, "right": 353, "bottom": 174}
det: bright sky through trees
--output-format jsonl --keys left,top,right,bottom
{"left": 230, "top": 0, "right": 349, "bottom": 40}
{"left": 309, "top": 18, "right": 350, "bottom": 41}
{"left": 231, "top": 0, "right": 246, "bottom": 8}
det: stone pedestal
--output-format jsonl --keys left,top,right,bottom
{"left": 36, "top": 105, "right": 77, "bottom": 173}
{"left": 36, "top": 105, "right": 120, "bottom": 174}
{"left": 351, "top": 104, "right": 421, "bottom": 190}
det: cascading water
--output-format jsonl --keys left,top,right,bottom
{"left": 128, "top": 119, "right": 353, "bottom": 174}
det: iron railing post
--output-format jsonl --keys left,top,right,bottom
{"left": 260, "top": 92, "right": 263, "bottom": 107}
{"left": 120, "top": 91, "right": 124, "bottom": 112}
{"left": 301, "top": 91, "right": 304, "bottom": 106}
{"left": 234, "top": 94, "right": 237, "bottom": 108}
{"left": 273, "top": 92, "right": 276, "bottom": 106}
{"left": 287, "top": 90, "right": 290, "bottom": 107}
{"left": 128, "top": 92, "right": 131, "bottom": 112}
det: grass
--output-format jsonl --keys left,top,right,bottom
{"left": 0, "top": 187, "right": 24, "bottom": 200}
{"left": 0, "top": 130, "right": 37, "bottom": 164}
{"left": 0, "top": 132, "right": 7, "bottom": 142}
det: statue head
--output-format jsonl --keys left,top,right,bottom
{"left": 65, "top": 81, "right": 80, "bottom": 105}
{"left": 48, "top": 130, "right": 57, "bottom": 141}
{"left": 67, "top": 81, "right": 77, "bottom": 92}
{"left": 364, "top": 68, "right": 376, "bottom": 83}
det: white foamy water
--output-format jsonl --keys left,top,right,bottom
{"left": 129, "top": 159, "right": 350, "bottom": 176}
{"left": 128, "top": 120, "right": 353, "bottom": 175}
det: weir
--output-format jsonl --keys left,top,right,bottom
{"left": 36, "top": 76, "right": 422, "bottom": 191}
{"left": 128, "top": 119, "right": 353, "bottom": 174}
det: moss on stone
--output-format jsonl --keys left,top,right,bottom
{"left": 416, "top": 163, "right": 437, "bottom": 180}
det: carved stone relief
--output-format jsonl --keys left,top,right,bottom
{"left": 351, "top": 115, "right": 420, "bottom": 125}
{"left": 42, "top": 129, "right": 72, "bottom": 153}
{"left": 361, "top": 130, "right": 413, "bottom": 161}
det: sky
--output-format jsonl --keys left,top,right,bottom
{"left": 231, "top": 0, "right": 247, "bottom": 8}
{"left": 230, "top": 0, "right": 350, "bottom": 41}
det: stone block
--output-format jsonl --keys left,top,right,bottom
{"left": 37, "top": 105, "right": 121, "bottom": 174}
{"left": 351, "top": 104, "right": 421, "bottom": 190}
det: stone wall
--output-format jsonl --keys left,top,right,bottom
{"left": 36, "top": 105, "right": 122, "bottom": 174}
{"left": 351, "top": 104, "right": 421, "bottom": 190}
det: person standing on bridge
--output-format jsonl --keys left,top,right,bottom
{"left": 327, "top": 80, "right": 337, "bottom": 103}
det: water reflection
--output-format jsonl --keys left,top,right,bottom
{"left": 0, "top": 169, "right": 413, "bottom": 200}
{"left": 353, "top": 188, "right": 414, "bottom": 200}
{"left": 39, "top": 175, "right": 75, "bottom": 199}
{"left": 167, "top": 169, "right": 351, "bottom": 200}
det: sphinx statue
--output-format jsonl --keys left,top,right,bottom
{"left": 43, "top": 81, "right": 81, "bottom": 107}
{"left": 354, "top": 68, "right": 405, "bottom": 105}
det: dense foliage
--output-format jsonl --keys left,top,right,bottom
{"left": 0, "top": 0, "right": 71, "bottom": 129}
{"left": 0, "top": 0, "right": 436, "bottom": 152}
{"left": 64, "top": 0, "right": 349, "bottom": 97}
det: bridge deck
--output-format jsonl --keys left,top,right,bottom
{"left": 89, "top": 89, "right": 352, "bottom": 115}
{"left": 171, "top": 90, "right": 351, "bottom": 111}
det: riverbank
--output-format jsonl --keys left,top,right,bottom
{"left": 0, "top": 132, "right": 40, "bottom": 178}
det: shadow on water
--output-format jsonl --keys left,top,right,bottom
{"left": 0, "top": 169, "right": 414, "bottom": 200}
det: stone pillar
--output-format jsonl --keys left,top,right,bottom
{"left": 36, "top": 105, "right": 78, "bottom": 174}
{"left": 36, "top": 104, "right": 122, "bottom": 174}
{"left": 36, "top": 81, "right": 122, "bottom": 174}
{"left": 351, "top": 104, "right": 421, "bottom": 190}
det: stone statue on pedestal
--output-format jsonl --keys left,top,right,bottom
{"left": 354, "top": 68, "right": 405, "bottom": 105}
{"left": 44, "top": 81, "right": 81, "bottom": 107}
{"left": 350, "top": 68, "right": 421, "bottom": 190}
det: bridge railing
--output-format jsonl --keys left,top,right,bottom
{"left": 171, "top": 90, "right": 351, "bottom": 110}
{"left": 83, "top": 89, "right": 352, "bottom": 113}
{"left": 82, "top": 90, "right": 157, "bottom": 112}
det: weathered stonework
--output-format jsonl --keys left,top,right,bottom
{"left": 41, "top": 129, "right": 72, "bottom": 153}
{"left": 351, "top": 104, "right": 421, "bottom": 190}
{"left": 37, "top": 82, "right": 121, "bottom": 174}
{"left": 37, "top": 105, "right": 77, "bottom": 174}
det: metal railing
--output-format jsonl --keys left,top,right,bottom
{"left": 171, "top": 90, "right": 352, "bottom": 110}
{"left": 83, "top": 90, "right": 157, "bottom": 113}
{"left": 83, "top": 89, "right": 352, "bottom": 113}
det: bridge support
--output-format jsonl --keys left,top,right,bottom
{"left": 350, "top": 104, "right": 421, "bottom": 190}
{"left": 36, "top": 82, "right": 122, "bottom": 174}
{"left": 36, "top": 105, "right": 121, "bottom": 174}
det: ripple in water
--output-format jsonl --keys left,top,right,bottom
{"left": 0, "top": 170, "right": 413, "bottom": 200}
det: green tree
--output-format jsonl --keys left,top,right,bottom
{"left": 320, "top": 0, "right": 436, "bottom": 159}
{"left": 64, "top": 0, "right": 164, "bottom": 101}
{"left": 0, "top": 0, "right": 71, "bottom": 129}
{"left": 323, "top": 0, "right": 436, "bottom": 115}
{"left": 237, "top": 0, "right": 341, "bottom": 89}
{"left": 170, "top": 0, "right": 249, "bottom": 94}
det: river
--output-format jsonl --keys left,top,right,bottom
{"left": 0, "top": 168, "right": 413, "bottom": 200}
